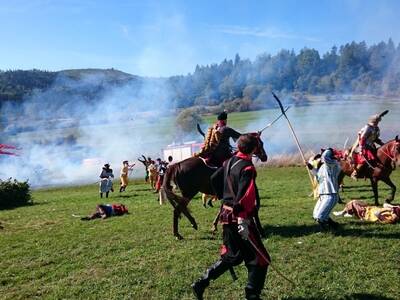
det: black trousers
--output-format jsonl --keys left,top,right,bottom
{"left": 221, "top": 222, "right": 270, "bottom": 268}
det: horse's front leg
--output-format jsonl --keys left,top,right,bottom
{"left": 381, "top": 177, "right": 396, "bottom": 203}
{"left": 370, "top": 177, "right": 379, "bottom": 206}
{"left": 173, "top": 209, "right": 183, "bottom": 240}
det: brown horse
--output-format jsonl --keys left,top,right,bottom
{"left": 163, "top": 133, "right": 268, "bottom": 240}
{"left": 338, "top": 136, "right": 400, "bottom": 205}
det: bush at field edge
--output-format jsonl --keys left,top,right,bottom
{"left": 0, "top": 178, "right": 32, "bottom": 209}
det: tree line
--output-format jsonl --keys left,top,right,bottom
{"left": 168, "top": 39, "right": 400, "bottom": 109}
{"left": 1, "top": 40, "right": 399, "bottom": 110}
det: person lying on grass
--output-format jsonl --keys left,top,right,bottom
{"left": 333, "top": 200, "right": 400, "bottom": 224}
{"left": 81, "top": 203, "right": 128, "bottom": 220}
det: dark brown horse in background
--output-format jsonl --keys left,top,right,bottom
{"left": 162, "top": 133, "right": 268, "bottom": 240}
{"left": 338, "top": 136, "right": 400, "bottom": 205}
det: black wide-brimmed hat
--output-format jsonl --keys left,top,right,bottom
{"left": 217, "top": 111, "right": 228, "bottom": 121}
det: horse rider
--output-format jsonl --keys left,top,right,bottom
{"left": 192, "top": 134, "right": 270, "bottom": 300}
{"left": 351, "top": 110, "right": 388, "bottom": 179}
{"left": 196, "top": 111, "right": 242, "bottom": 167}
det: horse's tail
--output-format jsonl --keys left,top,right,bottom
{"left": 162, "top": 163, "right": 190, "bottom": 210}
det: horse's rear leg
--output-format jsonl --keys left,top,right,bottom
{"left": 370, "top": 178, "right": 379, "bottom": 206}
{"left": 381, "top": 177, "right": 396, "bottom": 203}
{"left": 211, "top": 207, "right": 221, "bottom": 234}
{"left": 178, "top": 203, "right": 198, "bottom": 230}
{"left": 338, "top": 171, "right": 345, "bottom": 195}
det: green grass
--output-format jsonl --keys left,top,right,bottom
{"left": 1, "top": 167, "right": 399, "bottom": 299}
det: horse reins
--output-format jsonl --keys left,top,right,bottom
{"left": 380, "top": 143, "right": 399, "bottom": 163}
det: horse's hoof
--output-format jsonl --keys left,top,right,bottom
{"left": 192, "top": 223, "right": 198, "bottom": 230}
{"left": 175, "top": 234, "right": 183, "bottom": 240}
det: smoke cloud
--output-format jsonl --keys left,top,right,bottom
{"left": 0, "top": 73, "right": 176, "bottom": 187}
{"left": 244, "top": 96, "right": 400, "bottom": 159}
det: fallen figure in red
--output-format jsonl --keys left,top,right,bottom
{"left": 80, "top": 203, "right": 129, "bottom": 220}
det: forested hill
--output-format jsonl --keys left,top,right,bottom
{"left": 1, "top": 40, "right": 400, "bottom": 109}
{"left": 0, "top": 68, "right": 138, "bottom": 102}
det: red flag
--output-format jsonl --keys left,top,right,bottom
{"left": 0, "top": 144, "right": 20, "bottom": 156}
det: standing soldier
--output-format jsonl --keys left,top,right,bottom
{"left": 308, "top": 149, "right": 341, "bottom": 230}
{"left": 99, "top": 163, "right": 114, "bottom": 198}
{"left": 192, "top": 134, "right": 270, "bottom": 300}
{"left": 196, "top": 111, "right": 242, "bottom": 167}
{"left": 119, "top": 160, "right": 135, "bottom": 192}
{"left": 138, "top": 155, "right": 151, "bottom": 182}
{"left": 351, "top": 110, "right": 388, "bottom": 178}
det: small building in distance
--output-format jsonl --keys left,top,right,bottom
{"left": 162, "top": 141, "right": 203, "bottom": 162}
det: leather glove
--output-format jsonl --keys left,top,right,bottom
{"left": 237, "top": 218, "right": 250, "bottom": 240}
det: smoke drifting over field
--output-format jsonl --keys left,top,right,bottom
{"left": 1, "top": 76, "right": 400, "bottom": 187}
{"left": 245, "top": 96, "right": 400, "bottom": 160}
{"left": 0, "top": 73, "right": 175, "bottom": 187}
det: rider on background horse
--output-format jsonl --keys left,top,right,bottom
{"left": 196, "top": 111, "right": 242, "bottom": 167}
{"left": 351, "top": 110, "right": 388, "bottom": 179}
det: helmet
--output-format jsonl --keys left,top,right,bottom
{"left": 368, "top": 114, "right": 381, "bottom": 125}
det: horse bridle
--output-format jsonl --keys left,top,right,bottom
{"left": 250, "top": 132, "right": 263, "bottom": 158}
{"left": 381, "top": 141, "right": 400, "bottom": 163}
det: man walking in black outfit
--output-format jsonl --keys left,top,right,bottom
{"left": 192, "top": 134, "right": 270, "bottom": 300}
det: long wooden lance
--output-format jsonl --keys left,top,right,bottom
{"left": 259, "top": 106, "right": 291, "bottom": 133}
{"left": 272, "top": 92, "right": 315, "bottom": 189}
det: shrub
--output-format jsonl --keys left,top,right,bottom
{"left": 0, "top": 178, "right": 32, "bottom": 209}
{"left": 175, "top": 108, "right": 204, "bottom": 134}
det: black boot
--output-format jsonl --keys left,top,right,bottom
{"left": 317, "top": 219, "right": 329, "bottom": 231}
{"left": 191, "top": 260, "right": 230, "bottom": 300}
{"left": 327, "top": 218, "right": 340, "bottom": 230}
{"left": 245, "top": 265, "right": 268, "bottom": 300}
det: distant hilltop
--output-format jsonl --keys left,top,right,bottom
{"left": 0, "top": 68, "right": 140, "bottom": 102}
{"left": 1, "top": 39, "right": 400, "bottom": 110}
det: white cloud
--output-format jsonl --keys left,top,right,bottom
{"left": 213, "top": 25, "right": 320, "bottom": 42}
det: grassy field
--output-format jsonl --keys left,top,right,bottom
{"left": 1, "top": 167, "right": 399, "bottom": 300}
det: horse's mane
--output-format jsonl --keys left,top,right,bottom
{"left": 378, "top": 138, "right": 399, "bottom": 151}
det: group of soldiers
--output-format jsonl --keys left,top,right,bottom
{"left": 96, "top": 109, "right": 391, "bottom": 300}
{"left": 189, "top": 109, "right": 392, "bottom": 300}
{"left": 98, "top": 161, "right": 135, "bottom": 198}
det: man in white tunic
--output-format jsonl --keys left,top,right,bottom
{"left": 308, "top": 149, "right": 341, "bottom": 230}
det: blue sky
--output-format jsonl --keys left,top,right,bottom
{"left": 1, "top": 0, "right": 399, "bottom": 77}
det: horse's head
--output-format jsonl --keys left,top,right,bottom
{"left": 379, "top": 135, "right": 400, "bottom": 163}
{"left": 394, "top": 135, "right": 400, "bottom": 158}
{"left": 250, "top": 132, "right": 268, "bottom": 162}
